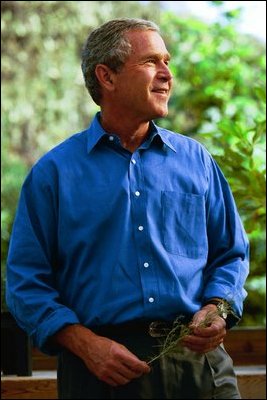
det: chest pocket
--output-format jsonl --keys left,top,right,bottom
{"left": 162, "top": 191, "right": 208, "bottom": 258}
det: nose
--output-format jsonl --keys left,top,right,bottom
{"left": 157, "top": 61, "right": 173, "bottom": 82}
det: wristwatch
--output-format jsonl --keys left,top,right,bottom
{"left": 203, "top": 298, "right": 230, "bottom": 320}
{"left": 203, "top": 298, "right": 239, "bottom": 329}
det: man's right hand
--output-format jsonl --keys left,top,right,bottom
{"left": 53, "top": 324, "right": 150, "bottom": 387}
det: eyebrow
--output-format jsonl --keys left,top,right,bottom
{"left": 141, "top": 52, "right": 171, "bottom": 61}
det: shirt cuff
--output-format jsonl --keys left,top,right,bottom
{"left": 33, "top": 308, "right": 80, "bottom": 355}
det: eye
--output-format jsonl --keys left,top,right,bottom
{"left": 146, "top": 59, "right": 156, "bottom": 64}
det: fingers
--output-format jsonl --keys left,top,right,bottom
{"left": 191, "top": 308, "right": 226, "bottom": 332}
{"left": 91, "top": 340, "right": 150, "bottom": 387}
{"left": 118, "top": 346, "right": 151, "bottom": 374}
{"left": 98, "top": 360, "right": 150, "bottom": 386}
{"left": 191, "top": 319, "right": 226, "bottom": 337}
{"left": 182, "top": 329, "right": 225, "bottom": 353}
{"left": 182, "top": 310, "right": 226, "bottom": 353}
{"left": 117, "top": 360, "right": 148, "bottom": 380}
{"left": 102, "top": 371, "right": 133, "bottom": 387}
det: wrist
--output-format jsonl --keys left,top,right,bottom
{"left": 53, "top": 323, "right": 97, "bottom": 357}
{"left": 202, "top": 298, "right": 236, "bottom": 328}
{"left": 201, "top": 303, "right": 218, "bottom": 312}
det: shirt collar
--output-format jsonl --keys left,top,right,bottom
{"left": 86, "top": 112, "right": 176, "bottom": 153}
{"left": 149, "top": 121, "right": 177, "bottom": 153}
{"left": 86, "top": 112, "right": 107, "bottom": 153}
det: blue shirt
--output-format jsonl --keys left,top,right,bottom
{"left": 6, "top": 112, "right": 249, "bottom": 354}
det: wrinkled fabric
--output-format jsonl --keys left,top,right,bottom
{"left": 6, "top": 112, "right": 249, "bottom": 354}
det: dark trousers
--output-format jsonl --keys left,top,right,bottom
{"left": 57, "top": 331, "right": 241, "bottom": 399}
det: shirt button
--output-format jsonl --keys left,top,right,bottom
{"left": 135, "top": 191, "right": 140, "bottom": 197}
{"left": 138, "top": 225, "right": 144, "bottom": 231}
{"left": 148, "top": 297, "right": 154, "bottom": 303}
{"left": 131, "top": 159, "right": 136, "bottom": 164}
{"left": 144, "top": 262, "right": 149, "bottom": 268}
{"left": 109, "top": 136, "right": 114, "bottom": 141}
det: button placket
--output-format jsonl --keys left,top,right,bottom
{"left": 129, "top": 152, "right": 157, "bottom": 310}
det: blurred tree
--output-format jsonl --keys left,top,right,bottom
{"left": 159, "top": 7, "right": 266, "bottom": 326}
{"left": 1, "top": 1, "right": 266, "bottom": 325}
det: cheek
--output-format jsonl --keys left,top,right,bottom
{"left": 117, "top": 72, "right": 152, "bottom": 104}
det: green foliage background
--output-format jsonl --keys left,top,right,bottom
{"left": 1, "top": 1, "right": 266, "bottom": 326}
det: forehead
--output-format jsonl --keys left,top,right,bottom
{"left": 126, "top": 30, "right": 170, "bottom": 59}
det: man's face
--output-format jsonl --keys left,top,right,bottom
{"left": 113, "top": 30, "right": 173, "bottom": 121}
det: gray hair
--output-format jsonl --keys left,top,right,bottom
{"left": 81, "top": 18, "right": 160, "bottom": 105}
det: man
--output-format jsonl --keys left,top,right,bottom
{"left": 6, "top": 18, "right": 249, "bottom": 399}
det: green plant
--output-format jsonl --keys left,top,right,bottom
{"left": 147, "top": 300, "right": 235, "bottom": 364}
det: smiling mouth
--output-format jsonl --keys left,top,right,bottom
{"left": 152, "top": 89, "right": 169, "bottom": 96}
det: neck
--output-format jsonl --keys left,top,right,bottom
{"left": 99, "top": 110, "right": 150, "bottom": 153}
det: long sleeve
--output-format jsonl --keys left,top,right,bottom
{"left": 202, "top": 156, "right": 250, "bottom": 322}
{"left": 6, "top": 165, "right": 79, "bottom": 354}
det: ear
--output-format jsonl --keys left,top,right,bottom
{"left": 95, "top": 64, "right": 116, "bottom": 91}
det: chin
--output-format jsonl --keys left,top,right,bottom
{"left": 155, "top": 108, "right": 169, "bottom": 118}
{"left": 144, "top": 104, "right": 169, "bottom": 120}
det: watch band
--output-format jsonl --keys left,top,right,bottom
{"left": 203, "top": 298, "right": 229, "bottom": 320}
{"left": 203, "top": 298, "right": 240, "bottom": 329}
